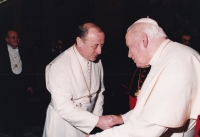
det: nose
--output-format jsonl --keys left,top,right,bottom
{"left": 96, "top": 45, "right": 102, "bottom": 54}
{"left": 128, "top": 50, "right": 132, "bottom": 58}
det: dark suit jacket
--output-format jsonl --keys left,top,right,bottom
{"left": 43, "top": 48, "right": 59, "bottom": 66}
{"left": 0, "top": 44, "right": 34, "bottom": 125}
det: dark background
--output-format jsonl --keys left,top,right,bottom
{"left": 0, "top": 0, "right": 200, "bottom": 131}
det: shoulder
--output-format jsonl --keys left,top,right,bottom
{"left": 163, "top": 42, "right": 199, "bottom": 64}
{"left": 0, "top": 45, "right": 9, "bottom": 58}
{"left": 167, "top": 42, "right": 198, "bottom": 56}
{"left": 48, "top": 47, "right": 73, "bottom": 70}
{"left": 0, "top": 44, "right": 8, "bottom": 51}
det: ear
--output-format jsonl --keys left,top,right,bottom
{"left": 5, "top": 38, "right": 8, "bottom": 43}
{"left": 76, "top": 37, "right": 83, "bottom": 47}
{"left": 141, "top": 32, "right": 148, "bottom": 48}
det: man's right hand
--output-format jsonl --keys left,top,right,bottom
{"left": 96, "top": 115, "right": 124, "bottom": 130}
{"left": 109, "top": 115, "right": 124, "bottom": 127}
{"left": 96, "top": 115, "right": 114, "bottom": 130}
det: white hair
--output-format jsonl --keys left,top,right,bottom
{"left": 127, "top": 18, "right": 167, "bottom": 40}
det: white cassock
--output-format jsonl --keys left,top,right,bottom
{"left": 43, "top": 45, "right": 105, "bottom": 137}
{"left": 90, "top": 39, "right": 200, "bottom": 137}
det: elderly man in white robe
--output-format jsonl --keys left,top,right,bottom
{"left": 43, "top": 23, "right": 114, "bottom": 137}
{"left": 86, "top": 18, "right": 200, "bottom": 137}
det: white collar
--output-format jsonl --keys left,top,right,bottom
{"left": 7, "top": 44, "right": 19, "bottom": 52}
{"left": 149, "top": 39, "right": 171, "bottom": 66}
{"left": 73, "top": 44, "right": 89, "bottom": 62}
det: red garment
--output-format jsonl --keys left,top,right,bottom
{"left": 129, "top": 96, "right": 137, "bottom": 110}
{"left": 195, "top": 115, "right": 200, "bottom": 137}
{"left": 128, "top": 67, "right": 150, "bottom": 110}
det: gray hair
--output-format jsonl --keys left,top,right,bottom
{"left": 127, "top": 22, "right": 167, "bottom": 40}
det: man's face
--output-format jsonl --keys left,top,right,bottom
{"left": 5, "top": 31, "right": 20, "bottom": 49}
{"left": 181, "top": 35, "right": 191, "bottom": 46}
{"left": 80, "top": 29, "right": 105, "bottom": 61}
{"left": 125, "top": 31, "right": 149, "bottom": 68}
{"left": 57, "top": 40, "right": 64, "bottom": 51}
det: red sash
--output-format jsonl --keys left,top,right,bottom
{"left": 129, "top": 96, "right": 137, "bottom": 110}
{"left": 127, "top": 67, "right": 150, "bottom": 110}
{"left": 195, "top": 115, "right": 200, "bottom": 137}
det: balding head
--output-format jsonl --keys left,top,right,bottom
{"left": 77, "top": 22, "right": 104, "bottom": 42}
{"left": 75, "top": 22, "right": 105, "bottom": 61}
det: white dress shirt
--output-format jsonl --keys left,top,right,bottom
{"left": 7, "top": 45, "right": 22, "bottom": 74}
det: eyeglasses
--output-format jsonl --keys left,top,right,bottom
{"left": 7, "top": 36, "right": 20, "bottom": 40}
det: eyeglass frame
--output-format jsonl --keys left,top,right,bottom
{"left": 7, "top": 36, "right": 20, "bottom": 40}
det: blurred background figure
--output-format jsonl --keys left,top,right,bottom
{"left": 43, "top": 40, "right": 59, "bottom": 66}
{"left": 180, "top": 30, "right": 192, "bottom": 46}
{"left": 56, "top": 39, "right": 65, "bottom": 54}
{"left": 0, "top": 30, "right": 34, "bottom": 137}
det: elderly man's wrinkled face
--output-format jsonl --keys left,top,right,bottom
{"left": 125, "top": 31, "right": 149, "bottom": 68}
{"left": 80, "top": 28, "right": 104, "bottom": 61}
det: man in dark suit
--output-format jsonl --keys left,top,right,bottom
{"left": 56, "top": 39, "right": 65, "bottom": 54}
{"left": 0, "top": 30, "right": 33, "bottom": 137}
{"left": 43, "top": 40, "right": 60, "bottom": 66}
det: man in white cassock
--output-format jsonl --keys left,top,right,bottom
{"left": 43, "top": 23, "right": 114, "bottom": 137}
{"left": 87, "top": 18, "right": 200, "bottom": 137}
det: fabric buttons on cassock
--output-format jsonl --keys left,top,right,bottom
{"left": 87, "top": 61, "right": 90, "bottom": 88}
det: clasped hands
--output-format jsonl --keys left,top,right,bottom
{"left": 96, "top": 115, "right": 123, "bottom": 130}
{"left": 86, "top": 115, "right": 123, "bottom": 137}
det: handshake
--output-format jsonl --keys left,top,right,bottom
{"left": 96, "top": 115, "right": 124, "bottom": 130}
{"left": 85, "top": 115, "right": 124, "bottom": 137}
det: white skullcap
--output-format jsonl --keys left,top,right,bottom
{"left": 133, "top": 17, "right": 158, "bottom": 26}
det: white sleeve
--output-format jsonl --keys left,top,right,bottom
{"left": 121, "top": 110, "right": 133, "bottom": 123}
{"left": 89, "top": 117, "right": 167, "bottom": 137}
